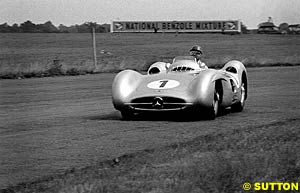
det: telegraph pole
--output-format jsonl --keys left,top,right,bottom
{"left": 92, "top": 26, "right": 98, "bottom": 71}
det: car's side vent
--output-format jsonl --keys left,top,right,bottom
{"left": 225, "top": 66, "right": 237, "bottom": 73}
{"left": 171, "top": 66, "right": 194, "bottom": 72}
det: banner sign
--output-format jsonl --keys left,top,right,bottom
{"left": 112, "top": 20, "right": 241, "bottom": 33}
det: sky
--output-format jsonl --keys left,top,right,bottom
{"left": 1, "top": 0, "right": 300, "bottom": 29}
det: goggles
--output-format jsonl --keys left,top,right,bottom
{"left": 190, "top": 51, "right": 202, "bottom": 56}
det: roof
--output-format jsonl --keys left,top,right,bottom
{"left": 289, "top": 24, "right": 300, "bottom": 28}
{"left": 258, "top": 22, "right": 276, "bottom": 28}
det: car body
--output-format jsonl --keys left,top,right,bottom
{"left": 112, "top": 56, "right": 248, "bottom": 120}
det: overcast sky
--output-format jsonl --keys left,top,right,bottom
{"left": 1, "top": 0, "right": 299, "bottom": 28}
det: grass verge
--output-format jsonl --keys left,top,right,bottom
{"left": 1, "top": 33, "right": 300, "bottom": 79}
{"left": 1, "top": 58, "right": 300, "bottom": 79}
{"left": 3, "top": 118, "right": 300, "bottom": 193}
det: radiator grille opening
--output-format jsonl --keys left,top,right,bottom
{"left": 130, "top": 97, "right": 187, "bottom": 110}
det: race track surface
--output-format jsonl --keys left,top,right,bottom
{"left": 0, "top": 66, "right": 299, "bottom": 188}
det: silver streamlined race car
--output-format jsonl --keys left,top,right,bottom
{"left": 112, "top": 56, "right": 248, "bottom": 120}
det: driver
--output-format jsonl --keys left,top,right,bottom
{"left": 189, "top": 45, "right": 208, "bottom": 69}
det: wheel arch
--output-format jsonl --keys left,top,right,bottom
{"left": 112, "top": 70, "right": 143, "bottom": 110}
{"left": 147, "top": 62, "right": 169, "bottom": 75}
{"left": 214, "top": 79, "right": 224, "bottom": 104}
{"left": 241, "top": 71, "right": 248, "bottom": 100}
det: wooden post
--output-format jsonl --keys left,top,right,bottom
{"left": 92, "top": 27, "right": 98, "bottom": 71}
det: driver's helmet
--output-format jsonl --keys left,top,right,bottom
{"left": 189, "top": 45, "right": 203, "bottom": 58}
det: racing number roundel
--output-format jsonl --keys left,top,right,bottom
{"left": 147, "top": 79, "right": 180, "bottom": 89}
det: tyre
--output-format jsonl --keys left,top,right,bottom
{"left": 121, "top": 110, "right": 135, "bottom": 120}
{"left": 231, "top": 82, "right": 246, "bottom": 112}
{"left": 207, "top": 86, "right": 221, "bottom": 119}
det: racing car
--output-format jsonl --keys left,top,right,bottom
{"left": 112, "top": 56, "right": 247, "bottom": 120}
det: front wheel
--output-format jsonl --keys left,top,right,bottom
{"left": 206, "top": 88, "right": 220, "bottom": 119}
{"left": 121, "top": 110, "right": 135, "bottom": 120}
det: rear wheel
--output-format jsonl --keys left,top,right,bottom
{"left": 231, "top": 83, "right": 246, "bottom": 112}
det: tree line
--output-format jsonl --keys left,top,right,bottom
{"left": 0, "top": 21, "right": 110, "bottom": 33}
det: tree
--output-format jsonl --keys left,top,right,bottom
{"left": 241, "top": 22, "right": 249, "bottom": 34}
{"left": 279, "top": 23, "right": 289, "bottom": 33}
{"left": 0, "top": 23, "right": 11, "bottom": 32}
{"left": 0, "top": 20, "right": 111, "bottom": 33}
{"left": 58, "top": 24, "right": 69, "bottom": 33}
{"left": 20, "top": 20, "right": 37, "bottom": 32}
{"left": 41, "top": 21, "right": 58, "bottom": 32}
{"left": 11, "top": 23, "right": 20, "bottom": 32}
{"left": 98, "top": 24, "right": 110, "bottom": 33}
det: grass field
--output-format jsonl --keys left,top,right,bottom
{"left": 0, "top": 33, "right": 300, "bottom": 78}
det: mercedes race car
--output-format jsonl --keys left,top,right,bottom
{"left": 112, "top": 56, "right": 248, "bottom": 120}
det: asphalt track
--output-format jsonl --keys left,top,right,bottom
{"left": 0, "top": 66, "right": 299, "bottom": 188}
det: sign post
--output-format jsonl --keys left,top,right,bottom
{"left": 92, "top": 26, "right": 98, "bottom": 71}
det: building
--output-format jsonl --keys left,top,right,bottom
{"left": 257, "top": 17, "right": 280, "bottom": 34}
{"left": 288, "top": 24, "right": 300, "bottom": 34}
{"left": 257, "top": 22, "right": 280, "bottom": 34}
